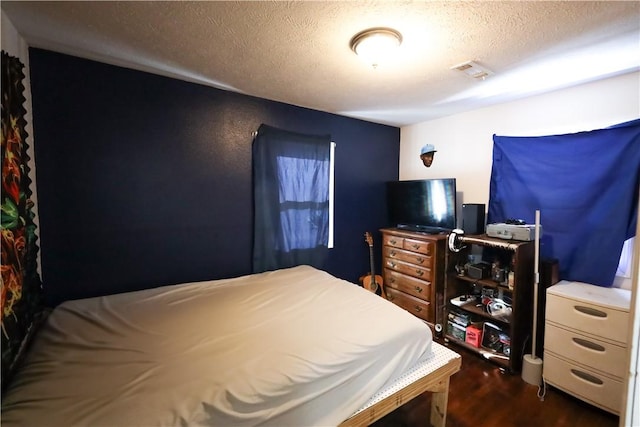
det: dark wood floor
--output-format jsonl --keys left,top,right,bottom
{"left": 372, "top": 340, "right": 620, "bottom": 427}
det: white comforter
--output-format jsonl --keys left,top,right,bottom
{"left": 2, "top": 265, "right": 432, "bottom": 426}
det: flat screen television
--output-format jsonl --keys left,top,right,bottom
{"left": 386, "top": 178, "right": 457, "bottom": 233}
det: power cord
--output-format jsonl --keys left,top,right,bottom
{"left": 537, "top": 376, "right": 547, "bottom": 401}
{"left": 520, "top": 333, "right": 547, "bottom": 401}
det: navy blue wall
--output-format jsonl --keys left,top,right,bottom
{"left": 29, "top": 49, "right": 400, "bottom": 306}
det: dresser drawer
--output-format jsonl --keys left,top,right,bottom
{"left": 383, "top": 234, "right": 405, "bottom": 249}
{"left": 386, "top": 288, "right": 432, "bottom": 323}
{"left": 382, "top": 235, "right": 434, "bottom": 257}
{"left": 544, "top": 323, "right": 627, "bottom": 378}
{"left": 384, "top": 258, "right": 433, "bottom": 282}
{"left": 543, "top": 352, "right": 622, "bottom": 414}
{"left": 383, "top": 269, "right": 432, "bottom": 301}
{"left": 383, "top": 246, "right": 433, "bottom": 269}
{"left": 402, "top": 238, "right": 433, "bottom": 256}
{"left": 546, "top": 293, "right": 629, "bottom": 344}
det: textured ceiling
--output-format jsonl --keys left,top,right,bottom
{"left": 2, "top": 1, "right": 639, "bottom": 126}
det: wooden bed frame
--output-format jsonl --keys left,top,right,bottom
{"left": 340, "top": 343, "right": 462, "bottom": 427}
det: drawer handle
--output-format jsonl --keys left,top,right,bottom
{"left": 390, "top": 250, "right": 397, "bottom": 257}
{"left": 388, "top": 295, "right": 395, "bottom": 302}
{"left": 415, "top": 257, "right": 425, "bottom": 264}
{"left": 411, "top": 244, "right": 421, "bottom": 250}
{"left": 388, "top": 261, "right": 397, "bottom": 268}
{"left": 414, "top": 305, "right": 423, "bottom": 312}
{"left": 574, "top": 305, "right": 607, "bottom": 318}
{"left": 415, "top": 286, "right": 423, "bottom": 293}
{"left": 570, "top": 369, "right": 604, "bottom": 386}
{"left": 390, "top": 239, "right": 398, "bottom": 245}
{"left": 390, "top": 277, "right": 396, "bottom": 283}
{"left": 415, "top": 269, "right": 424, "bottom": 277}
{"left": 572, "top": 337, "right": 605, "bottom": 352}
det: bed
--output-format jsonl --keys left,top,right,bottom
{"left": 1, "top": 265, "right": 460, "bottom": 426}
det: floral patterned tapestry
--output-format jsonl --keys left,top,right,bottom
{"left": 1, "top": 51, "right": 43, "bottom": 390}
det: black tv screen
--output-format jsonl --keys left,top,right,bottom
{"left": 386, "top": 178, "right": 457, "bottom": 233}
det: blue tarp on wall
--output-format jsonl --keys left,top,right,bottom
{"left": 488, "top": 119, "right": 640, "bottom": 287}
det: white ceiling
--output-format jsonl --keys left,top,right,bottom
{"left": 2, "top": 1, "right": 639, "bottom": 127}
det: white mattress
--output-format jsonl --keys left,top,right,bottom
{"left": 350, "top": 341, "right": 459, "bottom": 417}
{"left": 2, "top": 265, "right": 433, "bottom": 426}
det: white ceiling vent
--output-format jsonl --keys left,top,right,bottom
{"left": 451, "top": 61, "right": 494, "bottom": 80}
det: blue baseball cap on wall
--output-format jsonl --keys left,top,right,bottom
{"left": 420, "top": 144, "right": 437, "bottom": 155}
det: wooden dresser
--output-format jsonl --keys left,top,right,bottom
{"left": 380, "top": 228, "right": 446, "bottom": 329}
{"left": 543, "top": 281, "right": 631, "bottom": 414}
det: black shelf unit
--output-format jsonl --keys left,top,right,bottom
{"left": 444, "top": 235, "right": 534, "bottom": 373}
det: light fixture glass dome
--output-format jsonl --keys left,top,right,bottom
{"left": 350, "top": 27, "right": 402, "bottom": 68}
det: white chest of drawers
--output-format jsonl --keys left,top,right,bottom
{"left": 543, "top": 280, "right": 631, "bottom": 414}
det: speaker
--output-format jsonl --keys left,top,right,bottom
{"left": 462, "top": 203, "right": 486, "bottom": 234}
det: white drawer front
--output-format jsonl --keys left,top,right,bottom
{"left": 544, "top": 323, "right": 627, "bottom": 378}
{"left": 546, "top": 293, "right": 628, "bottom": 344}
{"left": 543, "top": 352, "right": 622, "bottom": 414}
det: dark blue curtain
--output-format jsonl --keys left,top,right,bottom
{"left": 252, "top": 124, "right": 331, "bottom": 273}
{"left": 488, "top": 119, "right": 640, "bottom": 287}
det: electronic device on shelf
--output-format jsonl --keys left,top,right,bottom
{"left": 386, "top": 178, "right": 457, "bottom": 234}
{"left": 467, "top": 262, "right": 491, "bottom": 279}
{"left": 450, "top": 295, "right": 476, "bottom": 307}
{"left": 486, "top": 221, "right": 542, "bottom": 241}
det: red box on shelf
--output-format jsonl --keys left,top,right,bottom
{"left": 466, "top": 324, "right": 483, "bottom": 348}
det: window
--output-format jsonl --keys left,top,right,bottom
{"left": 275, "top": 149, "right": 334, "bottom": 251}
{"left": 252, "top": 125, "right": 333, "bottom": 272}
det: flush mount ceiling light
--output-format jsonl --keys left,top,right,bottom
{"left": 451, "top": 61, "right": 494, "bottom": 80}
{"left": 350, "top": 27, "right": 402, "bottom": 68}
